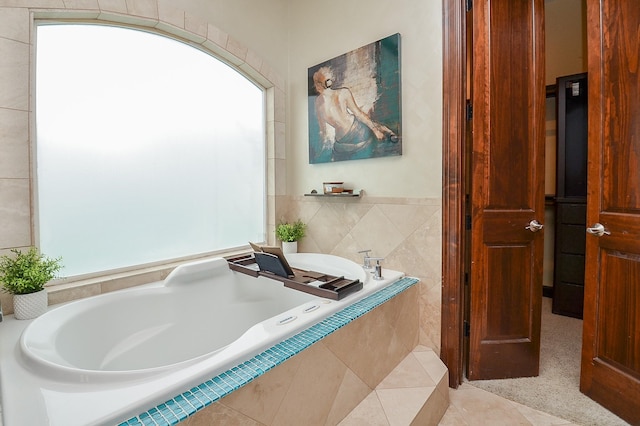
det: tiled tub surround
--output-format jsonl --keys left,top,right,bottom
{"left": 0, "top": 254, "right": 415, "bottom": 425}
{"left": 124, "top": 277, "right": 421, "bottom": 426}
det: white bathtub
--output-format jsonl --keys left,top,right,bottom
{"left": 0, "top": 253, "right": 405, "bottom": 426}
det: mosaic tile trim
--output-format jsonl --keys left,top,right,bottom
{"left": 118, "top": 276, "right": 419, "bottom": 426}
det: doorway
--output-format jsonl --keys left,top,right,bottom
{"left": 441, "top": 0, "right": 587, "bottom": 386}
{"left": 444, "top": 1, "right": 640, "bottom": 423}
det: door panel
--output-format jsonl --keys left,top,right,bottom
{"left": 468, "top": 0, "right": 545, "bottom": 380}
{"left": 486, "top": 245, "right": 531, "bottom": 339}
{"left": 598, "top": 254, "right": 640, "bottom": 373}
{"left": 581, "top": 0, "right": 640, "bottom": 423}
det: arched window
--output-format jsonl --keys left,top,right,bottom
{"left": 36, "top": 24, "right": 265, "bottom": 278}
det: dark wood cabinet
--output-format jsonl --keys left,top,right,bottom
{"left": 552, "top": 72, "right": 588, "bottom": 318}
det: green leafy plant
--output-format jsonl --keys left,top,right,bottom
{"left": 0, "top": 247, "right": 63, "bottom": 295}
{"left": 275, "top": 220, "right": 307, "bottom": 242}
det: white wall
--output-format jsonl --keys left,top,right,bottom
{"left": 287, "top": 0, "right": 443, "bottom": 198}
{"left": 545, "top": 0, "right": 586, "bottom": 85}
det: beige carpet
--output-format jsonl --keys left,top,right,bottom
{"left": 469, "top": 297, "right": 629, "bottom": 426}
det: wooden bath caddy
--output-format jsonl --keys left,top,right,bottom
{"left": 226, "top": 253, "right": 363, "bottom": 300}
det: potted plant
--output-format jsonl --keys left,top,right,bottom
{"left": 275, "top": 219, "right": 306, "bottom": 254}
{"left": 0, "top": 247, "right": 63, "bottom": 320}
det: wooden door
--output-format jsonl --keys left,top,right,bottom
{"left": 468, "top": 0, "right": 546, "bottom": 380}
{"left": 580, "top": 1, "right": 640, "bottom": 423}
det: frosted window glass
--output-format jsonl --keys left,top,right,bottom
{"left": 36, "top": 24, "right": 265, "bottom": 278}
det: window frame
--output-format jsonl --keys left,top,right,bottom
{"left": 30, "top": 18, "right": 278, "bottom": 285}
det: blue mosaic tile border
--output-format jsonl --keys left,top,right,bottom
{"left": 118, "top": 276, "right": 419, "bottom": 426}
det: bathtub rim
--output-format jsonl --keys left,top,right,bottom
{"left": 17, "top": 253, "right": 369, "bottom": 382}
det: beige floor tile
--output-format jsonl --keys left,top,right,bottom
{"left": 376, "top": 353, "right": 436, "bottom": 390}
{"left": 336, "top": 349, "right": 581, "bottom": 426}
{"left": 509, "top": 400, "right": 579, "bottom": 426}
{"left": 446, "top": 384, "right": 532, "bottom": 425}
{"left": 339, "top": 392, "right": 390, "bottom": 426}
{"left": 437, "top": 384, "right": 587, "bottom": 426}
{"left": 377, "top": 386, "right": 435, "bottom": 426}
{"left": 413, "top": 348, "right": 448, "bottom": 384}
{"left": 438, "top": 404, "right": 471, "bottom": 426}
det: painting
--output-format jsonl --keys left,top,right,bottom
{"left": 308, "top": 33, "right": 402, "bottom": 164}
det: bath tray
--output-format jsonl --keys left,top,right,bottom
{"left": 226, "top": 254, "right": 363, "bottom": 300}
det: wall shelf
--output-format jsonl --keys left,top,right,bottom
{"left": 304, "top": 190, "right": 363, "bottom": 197}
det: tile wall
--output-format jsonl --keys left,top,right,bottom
{"left": 277, "top": 195, "right": 442, "bottom": 353}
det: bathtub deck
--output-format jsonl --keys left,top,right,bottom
{"left": 118, "top": 276, "right": 420, "bottom": 426}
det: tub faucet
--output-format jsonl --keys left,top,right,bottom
{"left": 369, "top": 257, "right": 384, "bottom": 280}
{"left": 358, "top": 249, "right": 373, "bottom": 270}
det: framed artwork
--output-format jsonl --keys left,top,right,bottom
{"left": 308, "top": 33, "right": 402, "bottom": 164}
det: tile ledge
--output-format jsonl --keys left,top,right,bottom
{"left": 292, "top": 194, "right": 442, "bottom": 206}
{"left": 340, "top": 346, "right": 449, "bottom": 426}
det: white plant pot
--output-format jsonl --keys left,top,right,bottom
{"left": 13, "top": 289, "right": 48, "bottom": 320}
{"left": 282, "top": 241, "right": 298, "bottom": 254}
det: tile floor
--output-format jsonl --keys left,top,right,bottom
{"left": 0, "top": 368, "right": 582, "bottom": 426}
{"left": 441, "top": 383, "right": 580, "bottom": 426}
{"left": 340, "top": 344, "right": 579, "bottom": 426}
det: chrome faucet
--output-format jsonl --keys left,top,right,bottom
{"left": 358, "top": 249, "right": 373, "bottom": 270}
{"left": 369, "top": 257, "right": 384, "bottom": 280}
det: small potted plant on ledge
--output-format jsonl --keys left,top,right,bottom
{"left": 0, "top": 247, "right": 63, "bottom": 320}
{"left": 276, "top": 219, "right": 306, "bottom": 254}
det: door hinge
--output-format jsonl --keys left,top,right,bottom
{"left": 466, "top": 101, "right": 473, "bottom": 121}
{"left": 464, "top": 320, "right": 470, "bottom": 337}
{"left": 464, "top": 272, "right": 469, "bottom": 285}
{"left": 466, "top": 0, "right": 473, "bottom": 12}
{"left": 465, "top": 214, "right": 471, "bottom": 230}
